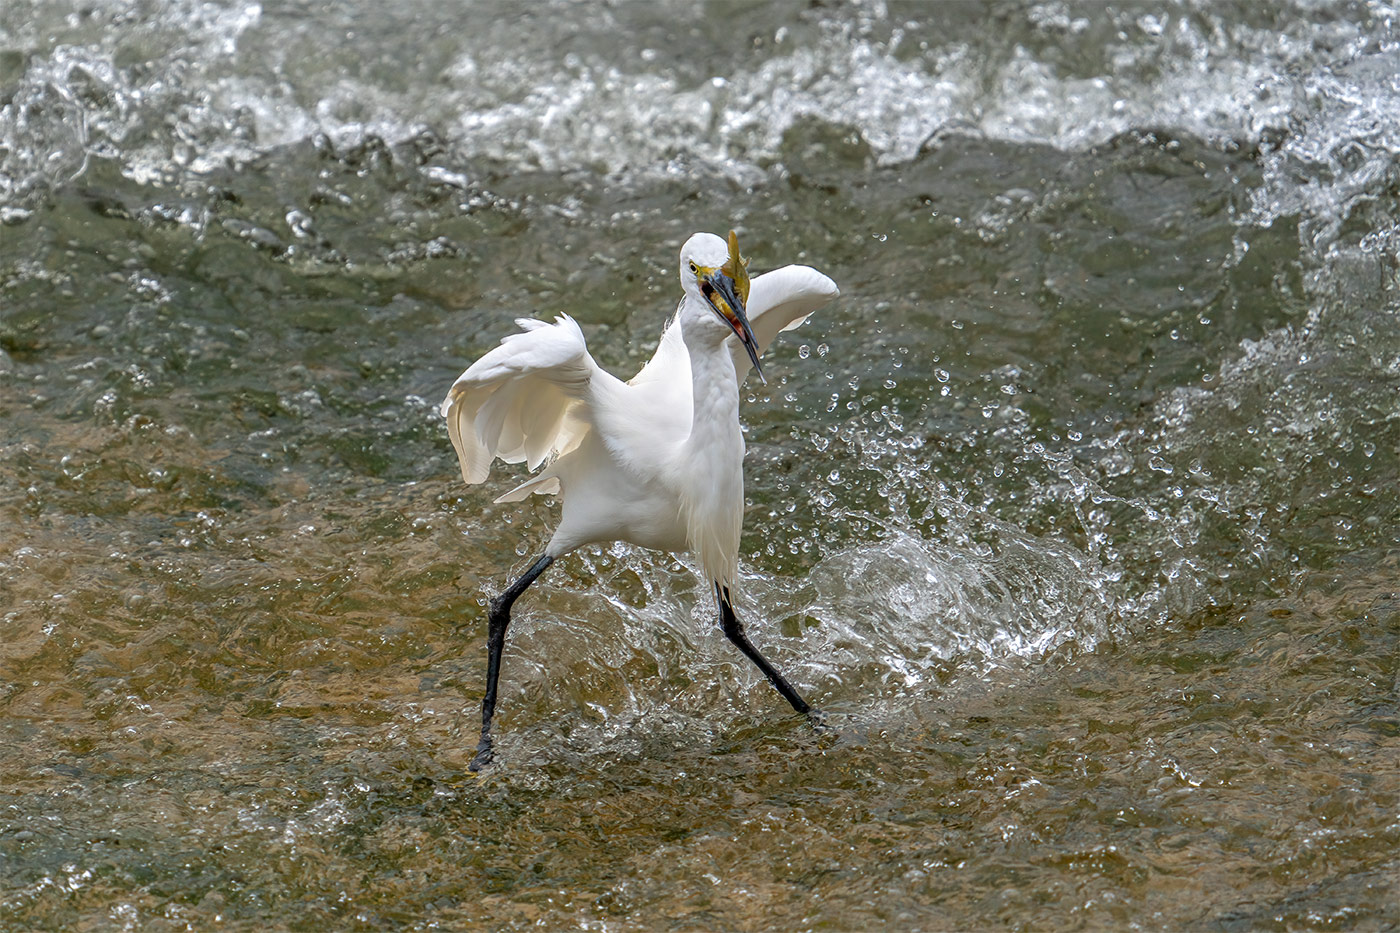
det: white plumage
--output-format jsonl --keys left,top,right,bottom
{"left": 444, "top": 235, "right": 837, "bottom": 584}
{"left": 442, "top": 231, "right": 839, "bottom": 769}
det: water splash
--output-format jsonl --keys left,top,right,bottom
{"left": 4, "top": 1, "right": 1395, "bottom": 211}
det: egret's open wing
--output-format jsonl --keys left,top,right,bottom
{"left": 441, "top": 315, "right": 601, "bottom": 488}
{"left": 730, "top": 264, "right": 840, "bottom": 380}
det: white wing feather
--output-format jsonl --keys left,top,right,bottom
{"left": 441, "top": 315, "right": 599, "bottom": 487}
{"left": 443, "top": 264, "right": 838, "bottom": 500}
{"left": 729, "top": 264, "right": 840, "bottom": 379}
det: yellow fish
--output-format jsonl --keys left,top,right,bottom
{"left": 722, "top": 229, "right": 751, "bottom": 305}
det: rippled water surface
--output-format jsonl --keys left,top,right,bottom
{"left": 3, "top": 1, "right": 1399, "bottom": 929}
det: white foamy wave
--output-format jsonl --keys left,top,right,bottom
{"left": 3, "top": 0, "right": 1394, "bottom": 204}
{"left": 1244, "top": 47, "right": 1400, "bottom": 248}
{"left": 798, "top": 525, "right": 1112, "bottom": 679}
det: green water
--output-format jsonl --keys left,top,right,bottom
{"left": 3, "top": 1, "right": 1399, "bottom": 929}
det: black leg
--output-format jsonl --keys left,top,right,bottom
{"left": 715, "top": 582, "right": 812, "bottom": 716}
{"left": 471, "top": 554, "right": 554, "bottom": 771}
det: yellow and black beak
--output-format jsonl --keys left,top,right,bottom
{"left": 700, "top": 268, "right": 765, "bottom": 384}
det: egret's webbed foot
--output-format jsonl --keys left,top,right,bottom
{"left": 470, "top": 554, "right": 554, "bottom": 772}
{"left": 715, "top": 582, "right": 814, "bottom": 717}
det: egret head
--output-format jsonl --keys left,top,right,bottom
{"left": 679, "top": 231, "right": 765, "bottom": 383}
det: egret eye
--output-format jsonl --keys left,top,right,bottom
{"left": 688, "top": 260, "right": 698, "bottom": 274}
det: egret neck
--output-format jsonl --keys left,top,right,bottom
{"left": 677, "top": 305, "right": 746, "bottom": 592}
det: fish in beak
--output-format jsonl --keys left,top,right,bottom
{"left": 700, "top": 269, "right": 765, "bottom": 384}
{"left": 700, "top": 230, "right": 765, "bottom": 383}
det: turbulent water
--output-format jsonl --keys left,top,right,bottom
{"left": 2, "top": 1, "right": 1398, "bottom": 929}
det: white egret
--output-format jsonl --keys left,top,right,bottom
{"left": 442, "top": 231, "right": 839, "bottom": 769}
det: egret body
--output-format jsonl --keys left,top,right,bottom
{"left": 443, "top": 231, "right": 839, "bottom": 769}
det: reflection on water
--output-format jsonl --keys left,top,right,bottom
{"left": 3, "top": 0, "right": 1399, "bottom": 929}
